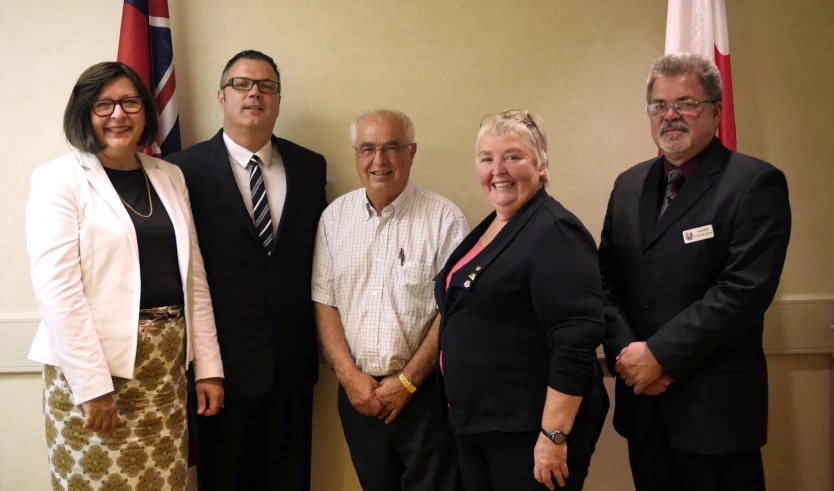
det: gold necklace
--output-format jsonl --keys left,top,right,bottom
{"left": 116, "top": 165, "right": 153, "bottom": 218}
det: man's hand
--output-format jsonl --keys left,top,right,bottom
{"left": 195, "top": 378, "right": 225, "bottom": 416}
{"left": 534, "top": 433, "right": 569, "bottom": 489}
{"left": 81, "top": 393, "right": 119, "bottom": 437}
{"left": 374, "top": 374, "right": 414, "bottom": 424}
{"left": 342, "top": 370, "right": 384, "bottom": 417}
{"left": 641, "top": 374, "right": 674, "bottom": 396}
{"left": 615, "top": 342, "right": 664, "bottom": 394}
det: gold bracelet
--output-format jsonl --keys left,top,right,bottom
{"left": 398, "top": 371, "right": 417, "bottom": 393}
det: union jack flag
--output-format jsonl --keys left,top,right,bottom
{"left": 117, "top": 0, "right": 181, "bottom": 158}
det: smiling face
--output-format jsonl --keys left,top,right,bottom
{"left": 353, "top": 112, "right": 416, "bottom": 213}
{"left": 477, "top": 131, "right": 542, "bottom": 219}
{"left": 650, "top": 72, "right": 721, "bottom": 163}
{"left": 218, "top": 58, "right": 280, "bottom": 149}
{"left": 91, "top": 76, "right": 146, "bottom": 161}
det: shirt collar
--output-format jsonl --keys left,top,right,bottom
{"left": 222, "top": 131, "right": 273, "bottom": 169}
{"left": 363, "top": 180, "right": 417, "bottom": 221}
{"left": 662, "top": 137, "right": 715, "bottom": 180}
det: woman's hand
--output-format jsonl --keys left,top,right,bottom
{"left": 195, "top": 378, "right": 225, "bottom": 416}
{"left": 80, "top": 393, "right": 119, "bottom": 437}
{"left": 534, "top": 433, "right": 569, "bottom": 489}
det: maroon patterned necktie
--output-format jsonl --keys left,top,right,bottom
{"left": 658, "top": 168, "right": 685, "bottom": 219}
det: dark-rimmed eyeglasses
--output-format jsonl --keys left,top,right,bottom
{"left": 646, "top": 99, "right": 716, "bottom": 117}
{"left": 354, "top": 142, "right": 414, "bottom": 160}
{"left": 222, "top": 77, "right": 281, "bottom": 94}
{"left": 480, "top": 109, "right": 543, "bottom": 137}
{"left": 92, "top": 97, "right": 144, "bottom": 117}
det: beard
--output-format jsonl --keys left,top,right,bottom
{"left": 657, "top": 121, "right": 692, "bottom": 154}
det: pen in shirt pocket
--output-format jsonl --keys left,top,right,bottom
{"left": 399, "top": 248, "right": 405, "bottom": 266}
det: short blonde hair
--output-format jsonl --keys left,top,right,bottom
{"left": 477, "top": 110, "right": 549, "bottom": 185}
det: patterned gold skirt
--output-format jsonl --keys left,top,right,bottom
{"left": 43, "top": 306, "right": 188, "bottom": 491}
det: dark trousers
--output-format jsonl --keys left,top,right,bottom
{"left": 190, "top": 373, "right": 314, "bottom": 491}
{"left": 454, "top": 373, "right": 608, "bottom": 491}
{"left": 455, "top": 417, "right": 605, "bottom": 491}
{"left": 337, "top": 374, "right": 462, "bottom": 491}
{"left": 627, "top": 414, "right": 765, "bottom": 491}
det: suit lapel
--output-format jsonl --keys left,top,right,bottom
{"left": 79, "top": 151, "right": 139, "bottom": 255}
{"left": 638, "top": 157, "right": 664, "bottom": 248}
{"left": 272, "top": 136, "right": 294, "bottom": 248}
{"left": 205, "top": 130, "right": 260, "bottom": 242}
{"left": 448, "top": 188, "right": 548, "bottom": 294}
{"left": 644, "top": 140, "right": 730, "bottom": 251}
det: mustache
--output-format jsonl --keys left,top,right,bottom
{"left": 660, "top": 121, "right": 690, "bottom": 134}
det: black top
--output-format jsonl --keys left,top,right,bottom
{"left": 104, "top": 167, "right": 183, "bottom": 309}
{"left": 436, "top": 187, "right": 606, "bottom": 435}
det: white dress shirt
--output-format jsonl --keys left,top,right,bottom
{"left": 312, "top": 181, "right": 469, "bottom": 376}
{"left": 223, "top": 132, "right": 286, "bottom": 235}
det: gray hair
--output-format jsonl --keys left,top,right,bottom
{"left": 349, "top": 109, "right": 415, "bottom": 145}
{"left": 646, "top": 53, "right": 723, "bottom": 104}
{"left": 477, "top": 110, "right": 549, "bottom": 185}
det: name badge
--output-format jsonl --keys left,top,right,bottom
{"left": 683, "top": 224, "right": 714, "bottom": 244}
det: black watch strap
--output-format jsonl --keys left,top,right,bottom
{"left": 541, "top": 428, "right": 568, "bottom": 445}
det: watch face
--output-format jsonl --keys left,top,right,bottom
{"left": 552, "top": 432, "right": 566, "bottom": 444}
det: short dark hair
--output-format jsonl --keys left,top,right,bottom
{"left": 63, "top": 62, "right": 158, "bottom": 154}
{"left": 219, "top": 50, "right": 281, "bottom": 91}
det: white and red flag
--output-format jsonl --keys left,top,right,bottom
{"left": 117, "top": 0, "right": 181, "bottom": 158}
{"left": 665, "top": 0, "right": 737, "bottom": 151}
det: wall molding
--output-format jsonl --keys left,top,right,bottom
{"left": 0, "top": 314, "right": 41, "bottom": 374}
{"left": 2, "top": 296, "right": 832, "bottom": 374}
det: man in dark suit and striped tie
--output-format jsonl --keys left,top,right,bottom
{"left": 166, "top": 50, "right": 327, "bottom": 491}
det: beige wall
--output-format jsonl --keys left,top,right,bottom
{"left": 1, "top": 0, "right": 832, "bottom": 490}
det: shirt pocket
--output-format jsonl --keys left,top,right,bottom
{"left": 391, "top": 262, "right": 435, "bottom": 318}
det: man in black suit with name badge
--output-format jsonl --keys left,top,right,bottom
{"left": 600, "top": 53, "right": 791, "bottom": 491}
{"left": 166, "top": 50, "right": 326, "bottom": 490}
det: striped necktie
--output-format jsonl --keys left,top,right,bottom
{"left": 249, "top": 155, "right": 273, "bottom": 255}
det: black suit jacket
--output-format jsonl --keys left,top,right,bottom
{"left": 166, "top": 130, "right": 327, "bottom": 399}
{"left": 600, "top": 139, "right": 791, "bottom": 455}
{"left": 436, "top": 188, "right": 606, "bottom": 435}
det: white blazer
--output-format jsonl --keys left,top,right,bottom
{"left": 27, "top": 151, "right": 224, "bottom": 404}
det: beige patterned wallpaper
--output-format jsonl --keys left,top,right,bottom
{"left": 1, "top": 0, "right": 832, "bottom": 490}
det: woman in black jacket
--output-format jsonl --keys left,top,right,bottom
{"left": 436, "top": 110, "right": 609, "bottom": 490}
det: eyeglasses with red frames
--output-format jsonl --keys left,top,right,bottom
{"left": 92, "top": 97, "right": 144, "bottom": 117}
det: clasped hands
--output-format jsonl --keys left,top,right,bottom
{"left": 343, "top": 370, "right": 413, "bottom": 424}
{"left": 615, "top": 342, "right": 674, "bottom": 395}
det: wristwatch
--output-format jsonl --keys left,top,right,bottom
{"left": 541, "top": 428, "right": 568, "bottom": 445}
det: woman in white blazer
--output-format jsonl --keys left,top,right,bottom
{"left": 27, "top": 61, "right": 224, "bottom": 490}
